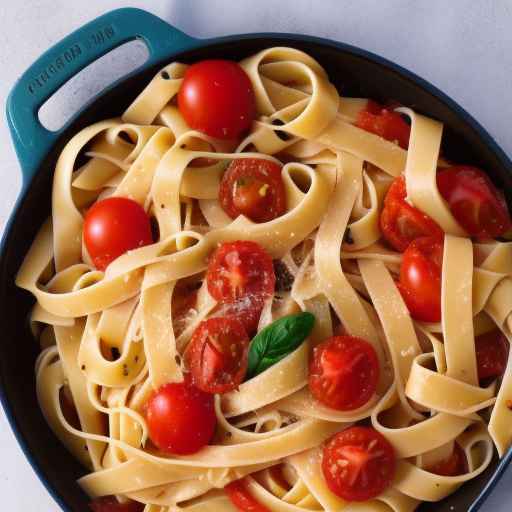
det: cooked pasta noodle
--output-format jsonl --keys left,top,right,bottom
{"left": 17, "top": 46, "right": 511, "bottom": 512}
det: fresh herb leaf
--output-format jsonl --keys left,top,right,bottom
{"left": 246, "top": 312, "right": 315, "bottom": 379}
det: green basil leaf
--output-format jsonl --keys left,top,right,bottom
{"left": 246, "top": 312, "right": 315, "bottom": 379}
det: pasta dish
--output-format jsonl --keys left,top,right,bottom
{"left": 16, "top": 47, "right": 512, "bottom": 512}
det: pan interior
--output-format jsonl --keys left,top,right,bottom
{"left": 2, "top": 36, "right": 510, "bottom": 512}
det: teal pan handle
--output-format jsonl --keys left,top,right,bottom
{"left": 6, "top": 7, "right": 198, "bottom": 187}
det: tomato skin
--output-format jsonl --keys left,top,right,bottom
{"left": 89, "top": 496, "right": 143, "bottom": 512}
{"left": 216, "top": 300, "right": 264, "bottom": 336}
{"left": 219, "top": 159, "right": 286, "bottom": 223}
{"left": 84, "top": 197, "right": 153, "bottom": 271}
{"left": 145, "top": 381, "right": 216, "bottom": 455}
{"left": 475, "top": 330, "right": 509, "bottom": 381}
{"left": 225, "top": 479, "right": 269, "bottom": 512}
{"left": 399, "top": 236, "right": 443, "bottom": 323}
{"left": 437, "top": 166, "right": 512, "bottom": 238}
{"left": 206, "top": 241, "right": 275, "bottom": 334}
{"left": 309, "top": 336, "right": 379, "bottom": 411}
{"left": 207, "top": 241, "right": 275, "bottom": 302}
{"left": 426, "top": 443, "right": 468, "bottom": 476}
{"left": 186, "top": 317, "right": 250, "bottom": 394}
{"left": 322, "top": 427, "right": 396, "bottom": 501}
{"left": 356, "top": 101, "right": 411, "bottom": 149}
{"left": 178, "top": 60, "right": 255, "bottom": 139}
{"left": 380, "top": 176, "right": 444, "bottom": 252}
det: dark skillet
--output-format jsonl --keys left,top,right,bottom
{"left": 3, "top": 7, "right": 511, "bottom": 511}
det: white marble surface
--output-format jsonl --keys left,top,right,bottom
{"left": 0, "top": 1, "right": 511, "bottom": 510}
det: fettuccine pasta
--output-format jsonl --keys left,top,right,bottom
{"left": 17, "top": 47, "right": 512, "bottom": 512}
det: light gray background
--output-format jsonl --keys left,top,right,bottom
{"left": 0, "top": 1, "right": 511, "bottom": 510}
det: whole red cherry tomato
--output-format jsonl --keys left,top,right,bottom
{"left": 398, "top": 236, "right": 443, "bottom": 323}
{"left": 84, "top": 197, "right": 153, "bottom": 271}
{"left": 219, "top": 158, "right": 286, "bottom": 223}
{"left": 309, "top": 336, "right": 379, "bottom": 411}
{"left": 380, "top": 176, "right": 444, "bottom": 252}
{"left": 186, "top": 317, "right": 250, "bottom": 394}
{"left": 322, "top": 426, "right": 396, "bottom": 501}
{"left": 145, "top": 380, "right": 216, "bottom": 455}
{"left": 178, "top": 60, "right": 255, "bottom": 139}
{"left": 437, "top": 166, "right": 512, "bottom": 238}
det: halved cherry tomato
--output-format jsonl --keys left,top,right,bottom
{"left": 178, "top": 60, "right": 255, "bottom": 139}
{"left": 225, "top": 479, "right": 269, "bottom": 512}
{"left": 145, "top": 380, "right": 216, "bottom": 455}
{"left": 426, "top": 443, "right": 468, "bottom": 476}
{"left": 398, "top": 236, "right": 443, "bottom": 323}
{"left": 322, "top": 426, "right": 396, "bottom": 501}
{"left": 356, "top": 100, "right": 411, "bottom": 149}
{"left": 219, "top": 158, "right": 286, "bottom": 223}
{"left": 475, "top": 330, "right": 509, "bottom": 381}
{"left": 186, "top": 317, "right": 250, "bottom": 394}
{"left": 437, "top": 166, "right": 512, "bottom": 238}
{"left": 309, "top": 336, "right": 379, "bottom": 411}
{"left": 89, "top": 496, "right": 143, "bottom": 512}
{"left": 216, "top": 300, "right": 263, "bottom": 336}
{"left": 207, "top": 241, "right": 275, "bottom": 333}
{"left": 84, "top": 197, "right": 153, "bottom": 271}
{"left": 207, "top": 241, "right": 275, "bottom": 302}
{"left": 380, "top": 176, "right": 444, "bottom": 252}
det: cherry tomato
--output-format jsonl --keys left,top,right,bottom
{"left": 309, "top": 336, "right": 379, "bottom": 411}
{"left": 356, "top": 100, "right": 411, "bottom": 149}
{"left": 437, "top": 166, "right": 512, "bottom": 238}
{"left": 145, "top": 380, "right": 216, "bottom": 455}
{"left": 216, "top": 300, "right": 263, "bottom": 336}
{"left": 178, "top": 60, "right": 255, "bottom": 139}
{"left": 380, "top": 176, "right": 444, "bottom": 252}
{"left": 426, "top": 443, "right": 468, "bottom": 476}
{"left": 207, "top": 241, "right": 275, "bottom": 302}
{"left": 89, "top": 497, "right": 143, "bottom": 512}
{"left": 186, "top": 317, "right": 250, "bottom": 394}
{"left": 322, "top": 426, "right": 396, "bottom": 501}
{"left": 398, "top": 236, "right": 443, "bottom": 323}
{"left": 219, "top": 158, "right": 286, "bottom": 223}
{"left": 84, "top": 197, "right": 153, "bottom": 271}
{"left": 475, "top": 330, "right": 509, "bottom": 381}
{"left": 206, "top": 241, "right": 275, "bottom": 333}
{"left": 225, "top": 479, "right": 269, "bottom": 512}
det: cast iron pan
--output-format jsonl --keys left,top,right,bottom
{"left": 3, "top": 7, "right": 512, "bottom": 512}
